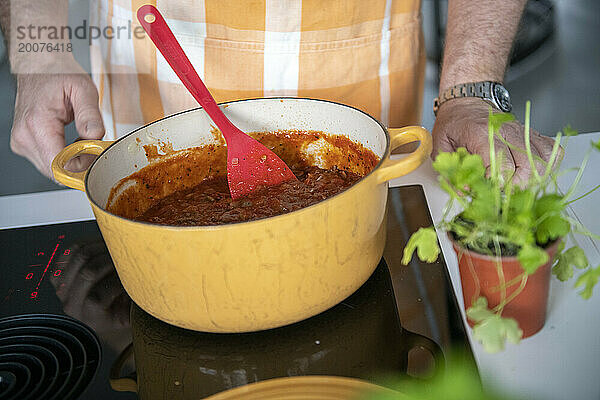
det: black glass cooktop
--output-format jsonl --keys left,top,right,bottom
{"left": 0, "top": 185, "right": 475, "bottom": 399}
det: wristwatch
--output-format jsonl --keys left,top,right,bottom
{"left": 433, "top": 81, "right": 512, "bottom": 116}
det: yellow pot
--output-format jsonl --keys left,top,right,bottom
{"left": 52, "top": 98, "right": 431, "bottom": 333}
{"left": 203, "top": 376, "right": 401, "bottom": 400}
{"left": 108, "top": 265, "right": 441, "bottom": 398}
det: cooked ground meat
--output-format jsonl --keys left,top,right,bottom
{"left": 135, "top": 166, "right": 361, "bottom": 226}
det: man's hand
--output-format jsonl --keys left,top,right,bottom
{"left": 10, "top": 63, "right": 104, "bottom": 179}
{"left": 432, "top": 98, "right": 556, "bottom": 184}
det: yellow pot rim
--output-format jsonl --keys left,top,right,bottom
{"left": 203, "top": 375, "right": 403, "bottom": 400}
{"left": 85, "top": 97, "right": 393, "bottom": 231}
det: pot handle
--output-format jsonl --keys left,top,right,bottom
{"left": 109, "top": 343, "right": 138, "bottom": 392}
{"left": 403, "top": 328, "right": 445, "bottom": 378}
{"left": 51, "top": 140, "right": 114, "bottom": 191}
{"left": 375, "top": 126, "right": 432, "bottom": 184}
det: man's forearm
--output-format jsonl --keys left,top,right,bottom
{"left": 2, "top": 0, "right": 72, "bottom": 73}
{"left": 439, "top": 0, "right": 527, "bottom": 93}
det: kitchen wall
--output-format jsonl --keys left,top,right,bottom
{"left": 1, "top": 0, "right": 599, "bottom": 196}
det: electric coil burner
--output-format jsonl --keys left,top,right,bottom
{"left": 0, "top": 185, "right": 475, "bottom": 399}
{"left": 0, "top": 315, "right": 100, "bottom": 400}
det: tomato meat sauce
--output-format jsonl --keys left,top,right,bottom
{"left": 106, "top": 130, "right": 379, "bottom": 226}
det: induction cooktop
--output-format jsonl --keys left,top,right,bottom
{"left": 0, "top": 185, "right": 475, "bottom": 399}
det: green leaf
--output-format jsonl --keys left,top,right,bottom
{"left": 461, "top": 181, "right": 496, "bottom": 222}
{"left": 518, "top": 244, "right": 549, "bottom": 274}
{"left": 466, "top": 297, "right": 495, "bottom": 322}
{"left": 552, "top": 255, "right": 573, "bottom": 281}
{"left": 438, "top": 177, "right": 456, "bottom": 197}
{"left": 433, "top": 148, "right": 486, "bottom": 190}
{"left": 574, "top": 265, "right": 600, "bottom": 299}
{"left": 564, "top": 246, "right": 588, "bottom": 269}
{"left": 563, "top": 124, "right": 578, "bottom": 137}
{"left": 593, "top": 139, "right": 600, "bottom": 152}
{"left": 534, "top": 194, "right": 570, "bottom": 244}
{"left": 489, "top": 112, "right": 516, "bottom": 135}
{"left": 367, "top": 350, "right": 507, "bottom": 400}
{"left": 455, "top": 154, "right": 486, "bottom": 187}
{"left": 504, "top": 189, "right": 536, "bottom": 246}
{"left": 472, "top": 316, "right": 523, "bottom": 353}
{"left": 554, "top": 247, "right": 589, "bottom": 281}
{"left": 504, "top": 225, "right": 534, "bottom": 248}
{"left": 534, "top": 194, "right": 565, "bottom": 216}
{"left": 402, "top": 227, "right": 440, "bottom": 265}
{"left": 536, "top": 215, "right": 570, "bottom": 244}
{"left": 433, "top": 151, "right": 461, "bottom": 178}
{"left": 508, "top": 188, "right": 535, "bottom": 216}
{"left": 467, "top": 297, "right": 522, "bottom": 353}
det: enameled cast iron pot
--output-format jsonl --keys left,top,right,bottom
{"left": 51, "top": 98, "right": 432, "bottom": 333}
{"left": 108, "top": 263, "right": 442, "bottom": 398}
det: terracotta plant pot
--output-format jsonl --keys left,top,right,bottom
{"left": 451, "top": 238, "right": 560, "bottom": 338}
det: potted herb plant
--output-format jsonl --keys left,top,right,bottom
{"left": 402, "top": 101, "right": 600, "bottom": 353}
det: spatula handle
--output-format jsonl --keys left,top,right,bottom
{"left": 137, "top": 5, "right": 236, "bottom": 139}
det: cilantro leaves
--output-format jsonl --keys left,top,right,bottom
{"left": 430, "top": 148, "right": 565, "bottom": 274}
{"left": 467, "top": 297, "right": 522, "bottom": 353}
{"left": 553, "top": 246, "right": 589, "bottom": 282}
{"left": 402, "top": 227, "right": 440, "bottom": 265}
{"left": 401, "top": 103, "right": 599, "bottom": 354}
{"left": 433, "top": 148, "right": 486, "bottom": 189}
{"left": 489, "top": 112, "right": 516, "bottom": 135}
{"left": 563, "top": 124, "right": 578, "bottom": 137}
{"left": 518, "top": 244, "right": 549, "bottom": 274}
{"left": 534, "top": 194, "right": 570, "bottom": 244}
{"left": 575, "top": 265, "right": 600, "bottom": 299}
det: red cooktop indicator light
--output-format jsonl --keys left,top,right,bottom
{"left": 35, "top": 243, "right": 60, "bottom": 290}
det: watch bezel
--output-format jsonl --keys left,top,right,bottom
{"left": 492, "top": 83, "right": 513, "bottom": 112}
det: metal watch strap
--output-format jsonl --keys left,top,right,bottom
{"left": 433, "top": 81, "right": 503, "bottom": 116}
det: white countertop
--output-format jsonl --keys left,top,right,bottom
{"left": 1, "top": 132, "right": 599, "bottom": 400}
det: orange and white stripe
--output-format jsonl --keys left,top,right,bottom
{"left": 379, "top": 0, "right": 393, "bottom": 126}
{"left": 89, "top": 0, "right": 425, "bottom": 140}
{"left": 264, "top": 0, "right": 302, "bottom": 97}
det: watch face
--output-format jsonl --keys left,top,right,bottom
{"left": 493, "top": 84, "right": 512, "bottom": 112}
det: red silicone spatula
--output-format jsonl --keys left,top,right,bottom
{"left": 137, "top": 5, "right": 297, "bottom": 200}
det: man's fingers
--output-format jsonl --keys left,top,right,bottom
{"left": 531, "top": 133, "right": 555, "bottom": 161}
{"left": 10, "top": 73, "right": 103, "bottom": 179}
{"left": 493, "top": 141, "right": 517, "bottom": 180}
{"left": 432, "top": 133, "right": 455, "bottom": 157}
{"left": 496, "top": 125, "right": 564, "bottom": 186}
{"left": 71, "top": 77, "right": 105, "bottom": 140}
{"left": 465, "top": 131, "right": 517, "bottom": 179}
{"left": 12, "top": 114, "right": 66, "bottom": 179}
{"left": 431, "top": 110, "right": 462, "bottom": 158}
{"left": 38, "top": 125, "right": 68, "bottom": 179}
{"left": 531, "top": 133, "right": 562, "bottom": 172}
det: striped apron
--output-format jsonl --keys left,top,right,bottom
{"left": 89, "top": 0, "right": 425, "bottom": 139}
